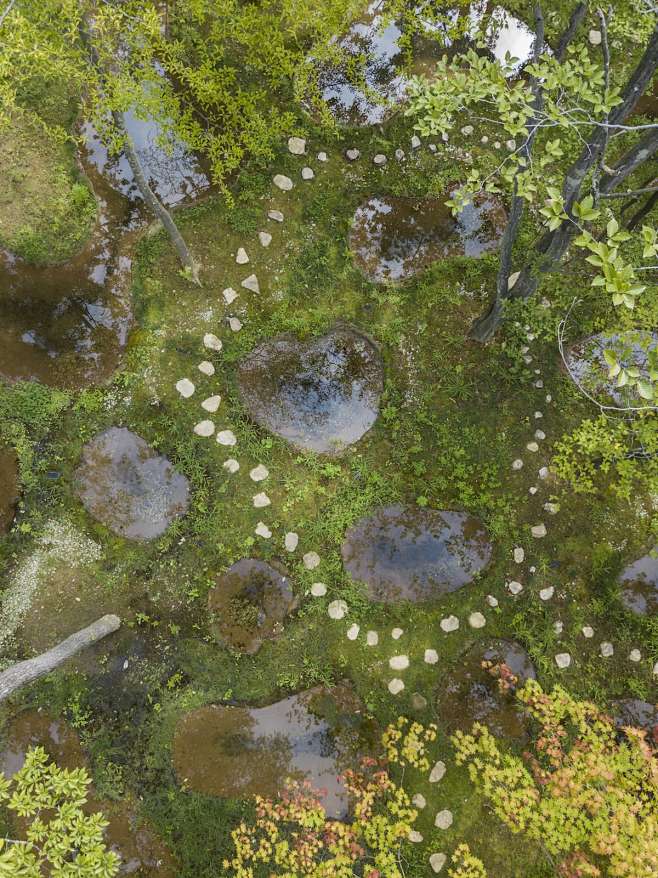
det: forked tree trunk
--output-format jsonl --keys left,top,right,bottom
{"left": 0, "top": 615, "right": 121, "bottom": 701}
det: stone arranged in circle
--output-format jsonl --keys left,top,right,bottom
{"left": 619, "top": 545, "right": 658, "bottom": 616}
{"left": 208, "top": 559, "right": 298, "bottom": 655}
{"left": 341, "top": 504, "right": 492, "bottom": 603}
{"left": 238, "top": 325, "right": 384, "bottom": 454}
{"left": 74, "top": 428, "right": 190, "bottom": 540}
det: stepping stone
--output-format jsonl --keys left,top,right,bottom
{"left": 440, "top": 615, "right": 459, "bottom": 632}
{"left": 253, "top": 492, "right": 271, "bottom": 508}
{"left": 629, "top": 649, "right": 641, "bottom": 662}
{"left": 217, "top": 430, "right": 237, "bottom": 446}
{"left": 430, "top": 853, "right": 447, "bottom": 874}
{"left": 534, "top": 411, "right": 543, "bottom": 419}
{"left": 388, "top": 679, "right": 404, "bottom": 695}
{"left": 535, "top": 429, "right": 546, "bottom": 440}
{"left": 412, "top": 793, "right": 426, "bottom": 809}
{"left": 328, "top": 599, "right": 347, "bottom": 619}
{"left": 288, "top": 136, "right": 306, "bottom": 155}
{"left": 268, "top": 209, "right": 284, "bottom": 222}
{"left": 512, "top": 459, "right": 524, "bottom": 470}
{"left": 535, "top": 379, "right": 544, "bottom": 388}
{"left": 589, "top": 29, "right": 602, "bottom": 45}
{"left": 529, "top": 486, "right": 538, "bottom": 495}
{"left": 461, "top": 125, "right": 474, "bottom": 135}
{"left": 554, "top": 621, "right": 563, "bottom": 634}
{"left": 408, "top": 830, "right": 423, "bottom": 843}
{"left": 389, "top": 655, "right": 409, "bottom": 671}
{"left": 347, "top": 623, "right": 360, "bottom": 640}
{"left": 546, "top": 394, "right": 552, "bottom": 402}
{"left": 241, "top": 274, "right": 260, "bottom": 293}
{"left": 203, "top": 333, "right": 223, "bottom": 352}
{"left": 255, "top": 522, "right": 272, "bottom": 538}
{"left": 176, "top": 378, "right": 195, "bottom": 397}
{"left": 486, "top": 594, "right": 499, "bottom": 607}
{"left": 249, "top": 464, "right": 269, "bottom": 482}
{"left": 229, "top": 318, "right": 242, "bottom": 332}
{"left": 600, "top": 642, "right": 614, "bottom": 658}
{"left": 395, "top": 148, "right": 405, "bottom": 160}
{"left": 582, "top": 625, "right": 594, "bottom": 638}
{"left": 345, "top": 148, "right": 360, "bottom": 161}
{"left": 284, "top": 532, "right": 299, "bottom": 552}
{"left": 531, "top": 523, "right": 547, "bottom": 538}
{"left": 223, "top": 459, "right": 240, "bottom": 474}
{"left": 258, "top": 231, "right": 272, "bottom": 247}
{"left": 317, "top": 151, "right": 328, "bottom": 162}
{"left": 513, "top": 547, "right": 525, "bottom": 563}
{"left": 236, "top": 248, "right": 249, "bottom": 264}
{"left": 539, "top": 586, "right": 554, "bottom": 600}
{"left": 373, "top": 153, "right": 387, "bottom": 166}
{"left": 311, "top": 582, "right": 327, "bottom": 597}
{"left": 468, "top": 611, "right": 486, "bottom": 628}
{"left": 544, "top": 502, "right": 559, "bottom": 515}
{"left": 434, "top": 809, "right": 452, "bottom": 830}
{"left": 508, "top": 581, "right": 523, "bottom": 595}
{"left": 366, "top": 631, "right": 378, "bottom": 646}
{"left": 223, "top": 287, "right": 238, "bottom": 304}
{"left": 555, "top": 653, "right": 571, "bottom": 669}
{"left": 411, "top": 135, "right": 421, "bottom": 149}
{"left": 194, "top": 420, "right": 215, "bottom": 437}
{"left": 424, "top": 649, "right": 439, "bottom": 664}
{"left": 429, "top": 761, "right": 446, "bottom": 783}
{"left": 303, "top": 551, "right": 320, "bottom": 570}
{"left": 301, "top": 167, "right": 314, "bottom": 180}
{"left": 526, "top": 441, "right": 539, "bottom": 452}
{"left": 273, "top": 174, "right": 293, "bottom": 190}
{"left": 539, "top": 466, "right": 549, "bottom": 479}
{"left": 201, "top": 395, "right": 221, "bottom": 413}
{"left": 653, "top": 662, "right": 658, "bottom": 676}
{"left": 391, "top": 628, "right": 403, "bottom": 639}
{"left": 198, "top": 361, "right": 215, "bottom": 376}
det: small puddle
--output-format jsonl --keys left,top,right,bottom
{"left": 566, "top": 331, "right": 658, "bottom": 407}
{"left": 238, "top": 325, "right": 384, "bottom": 454}
{"left": 0, "top": 710, "right": 85, "bottom": 778}
{"left": 436, "top": 639, "right": 536, "bottom": 739}
{"left": 173, "top": 685, "right": 373, "bottom": 818}
{"left": 619, "top": 546, "right": 658, "bottom": 615}
{"left": 342, "top": 504, "right": 492, "bottom": 603}
{"left": 350, "top": 195, "right": 506, "bottom": 283}
{"left": 612, "top": 698, "right": 658, "bottom": 741}
{"left": 208, "top": 559, "right": 298, "bottom": 654}
{"left": 0, "top": 446, "right": 19, "bottom": 534}
{"left": 74, "top": 427, "right": 190, "bottom": 540}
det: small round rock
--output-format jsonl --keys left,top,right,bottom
{"left": 198, "top": 361, "right": 215, "bottom": 376}
{"left": 539, "top": 586, "right": 554, "bottom": 601}
{"left": 366, "top": 630, "right": 379, "bottom": 646}
{"left": 430, "top": 853, "right": 447, "bottom": 874}
{"left": 468, "top": 612, "right": 486, "bottom": 629}
{"left": 513, "top": 547, "right": 525, "bottom": 563}
{"left": 328, "top": 599, "right": 348, "bottom": 620}
{"left": 512, "top": 458, "right": 524, "bottom": 470}
{"left": 301, "top": 167, "right": 314, "bottom": 180}
{"left": 600, "top": 642, "right": 614, "bottom": 658}
{"left": 284, "top": 532, "right": 299, "bottom": 552}
{"left": 201, "top": 395, "right": 221, "bottom": 413}
{"left": 249, "top": 464, "right": 269, "bottom": 482}
{"left": 273, "top": 173, "right": 293, "bottom": 190}
{"left": 176, "top": 378, "right": 195, "bottom": 397}
{"left": 388, "top": 678, "right": 405, "bottom": 695}
{"left": 311, "top": 582, "right": 327, "bottom": 597}
{"left": 434, "top": 809, "right": 453, "bottom": 830}
{"left": 391, "top": 627, "right": 404, "bottom": 640}
{"left": 303, "top": 551, "right": 321, "bottom": 570}
{"left": 252, "top": 492, "right": 271, "bottom": 508}
{"left": 223, "top": 459, "right": 239, "bottom": 474}
{"left": 389, "top": 655, "right": 410, "bottom": 671}
{"left": 555, "top": 652, "right": 571, "bottom": 669}
{"left": 347, "top": 623, "right": 360, "bottom": 640}
{"left": 508, "top": 581, "right": 523, "bottom": 595}
{"left": 193, "top": 420, "right": 215, "bottom": 437}
{"left": 373, "top": 153, "right": 387, "bottom": 166}
{"left": 412, "top": 793, "right": 426, "bottom": 809}
{"left": 440, "top": 615, "right": 459, "bottom": 632}
{"left": 424, "top": 649, "right": 439, "bottom": 664}
{"left": 582, "top": 625, "right": 594, "bottom": 638}
{"left": 255, "top": 522, "right": 272, "bottom": 538}
{"left": 429, "top": 761, "right": 446, "bottom": 783}
{"left": 288, "top": 136, "right": 306, "bottom": 155}
{"left": 629, "top": 648, "right": 642, "bottom": 663}
{"left": 217, "top": 430, "right": 237, "bottom": 446}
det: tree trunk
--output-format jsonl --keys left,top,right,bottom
{"left": 114, "top": 111, "right": 200, "bottom": 284}
{"left": 0, "top": 615, "right": 121, "bottom": 702}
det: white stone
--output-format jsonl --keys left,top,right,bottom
{"left": 249, "top": 464, "right": 269, "bottom": 482}
{"left": 412, "top": 793, "right": 426, "bottom": 809}
{"left": 373, "top": 153, "right": 387, "bottom": 166}
{"left": 253, "top": 492, "right": 271, "bottom": 508}
{"left": 486, "top": 594, "right": 499, "bottom": 607}
{"left": 493, "top": 140, "right": 501, "bottom": 149}
{"left": 544, "top": 502, "right": 559, "bottom": 515}
{"left": 461, "top": 125, "right": 474, "bottom": 136}
{"left": 311, "top": 582, "right": 327, "bottom": 597}
{"left": 389, "top": 655, "right": 409, "bottom": 671}
{"left": 317, "top": 151, "right": 328, "bottom": 162}
{"left": 424, "top": 648, "right": 439, "bottom": 664}
{"left": 531, "top": 523, "right": 547, "bottom": 538}
{"left": 481, "top": 135, "right": 489, "bottom": 144}
{"left": 229, "top": 318, "right": 242, "bottom": 332}
{"left": 513, "top": 547, "right": 525, "bottom": 563}
{"left": 301, "top": 166, "right": 314, "bottom": 180}
{"left": 284, "top": 532, "right": 299, "bottom": 552}
{"left": 555, "top": 652, "right": 571, "bottom": 669}
{"left": 442, "top": 132, "right": 449, "bottom": 142}
{"left": 539, "top": 586, "right": 554, "bottom": 601}
{"left": 235, "top": 247, "right": 249, "bottom": 265}
{"left": 395, "top": 148, "right": 405, "bottom": 161}
{"left": 193, "top": 420, "right": 215, "bottom": 437}
{"left": 273, "top": 173, "right": 293, "bottom": 190}
{"left": 223, "top": 287, "right": 238, "bottom": 304}
{"left": 600, "top": 641, "right": 614, "bottom": 658}
{"left": 545, "top": 394, "right": 552, "bottom": 403}
{"left": 388, "top": 678, "right": 405, "bottom": 695}
{"left": 469, "top": 611, "right": 486, "bottom": 628}
{"left": 198, "top": 361, "right": 215, "bottom": 376}
{"left": 201, "top": 395, "right": 221, "bottom": 413}
{"left": 268, "top": 209, "right": 284, "bottom": 222}
{"left": 429, "top": 761, "right": 446, "bottom": 783}
{"left": 366, "top": 630, "right": 379, "bottom": 646}
{"left": 434, "top": 809, "right": 452, "bottom": 829}
{"left": 258, "top": 231, "right": 272, "bottom": 247}
{"left": 328, "top": 599, "right": 348, "bottom": 619}
{"left": 176, "top": 378, "right": 195, "bottom": 397}
{"left": 529, "top": 486, "right": 538, "bottom": 495}
{"left": 506, "top": 139, "right": 516, "bottom": 150}
{"left": 255, "top": 522, "right": 272, "bottom": 538}
{"left": 411, "top": 135, "right": 421, "bottom": 149}
{"left": 653, "top": 661, "right": 658, "bottom": 676}
{"left": 241, "top": 274, "right": 260, "bottom": 293}
{"left": 347, "top": 623, "right": 360, "bottom": 640}
{"left": 217, "top": 430, "right": 237, "bottom": 446}
{"left": 508, "top": 581, "right": 523, "bottom": 595}
{"left": 303, "top": 551, "right": 321, "bottom": 570}
{"left": 345, "top": 148, "right": 360, "bottom": 161}
{"left": 535, "top": 429, "right": 546, "bottom": 441}
{"left": 223, "top": 458, "right": 239, "bottom": 474}
{"left": 535, "top": 379, "right": 544, "bottom": 388}
{"left": 512, "top": 458, "right": 524, "bottom": 470}
{"left": 391, "top": 627, "right": 403, "bottom": 640}
{"left": 526, "top": 441, "right": 539, "bottom": 453}
{"left": 203, "top": 333, "right": 222, "bottom": 352}
{"left": 589, "top": 29, "right": 602, "bottom": 45}
{"left": 288, "top": 136, "right": 306, "bottom": 155}
{"left": 538, "top": 466, "right": 549, "bottom": 479}
{"left": 440, "top": 615, "right": 459, "bottom": 632}
{"left": 554, "top": 621, "right": 563, "bottom": 634}
{"left": 582, "top": 625, "right": 594, "bottom": 638}
{"left": 408, "top": 830, "right": 423, "bottom": 843}
{"left": 629, "top": 648, "right": 642, "bottom": 663}
{"left": 430, "top": 853, "right": 447, "bottom": 874}
{"left": 534, "top": 411, "right": 543, "bottom": 419}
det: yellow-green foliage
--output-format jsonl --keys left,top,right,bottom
{"left": 0, "top": 746, "right": 119, "bottom": 877}
{"left": 452, "top": 681, "right": 658, "bottom": 878}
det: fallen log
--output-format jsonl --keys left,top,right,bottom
{"left": 0, "top": 614, "right": 121, "bottom": 702}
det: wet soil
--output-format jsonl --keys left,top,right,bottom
{"left": 0, "top": 447, "right": 19, "bottom": 534}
